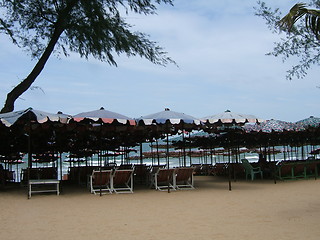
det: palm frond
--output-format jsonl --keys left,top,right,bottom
{"left": 279, "top": 3, "right": 308, "bottom": 31}
{"left": 279, "top": 3, "right": 320, "bottom": 39}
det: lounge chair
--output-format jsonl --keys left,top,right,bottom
{"left": 147, "top": 164, "right": 166, "bottom": 184}
{"left": 190, "top": 164, "right": 202, "bottom": 175}
{"left": 111, "top": 169, "right": 134, "bottom": 193}
{"left": 150, "top": 168, "right": 175, "bottom": 191}
{"left": 241, "top": 159, "right": 263, "bottom": 181}
{"left": 118, "top": 164, "right": 133, "bottom": 170}
{"left": 90, "top": 170, "right": 113, "bottom": 195}
{"left": 133, "top": 164, "right": 149, "bottom": 185}
{"left": 173, "top": 167, "right": 195, "bottom": 190}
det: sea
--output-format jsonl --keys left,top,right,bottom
{"left": 3, "top": 140, "right": 318, "bottom": 182}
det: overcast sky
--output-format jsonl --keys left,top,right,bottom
{"left": 0, "top": 0, "right": 319, "bottom": 122}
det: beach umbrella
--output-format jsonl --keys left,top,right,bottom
{"left": 137, "top": 108, "right": 201, "bottom": 126}
{"left": 0, "top": 108, "right": 71, "bottom": 187}
{"left": 244, "top": 119, "right": 301, "bottom": 133}
{"left": 137, "top": 108, "right": 201, "bottom": 192}
{"left": 72, "top": 107, "right": 135, "bottom": 125}
{"left": 296, "top": 116, "right": 320, "bottom": 129}
{"left": 0, "top": 107, "right": 70, "bottom": 127}
{"left": 201, "top": 110, "right": 263, "bottom": 190}
{"left": 71, "top": 107, "right": 138, "bottom": 172}
{"left": 202, "top": 110, "right": 264, "bottom": 125}
{"left": 294, "top": 116, "right": 320, "bottom": 160}
{"left": 137, "top": 108, "right": 202, "bottom": 162}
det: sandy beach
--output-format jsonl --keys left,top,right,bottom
{"left": 1, "top": 176, "right": 320, "bottom": 240}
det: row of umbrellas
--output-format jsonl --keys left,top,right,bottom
{"left": 1, "top": 107, "right": 319, "bottom": 188}
{"left": 1, "top": 107, "right": 319, "bottom": 132}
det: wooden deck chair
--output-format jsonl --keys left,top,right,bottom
{"left": 241, "top": 159, "right": 263, "bottom": 181}
{"left": 147, "top": 165, "right": 166, "bottom": 184}
{"left": 111, "top": 169, "right": 134, "bottom": 193}
{"left": 90, "top": 170, "right": 113, "bottom": 195}
{"left": 173, "top": 167, "right": 195, "bottom": 190}
{"left": 150, "top": 168, "right": 175, "bottom": 191}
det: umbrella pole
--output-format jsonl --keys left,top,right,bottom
{"left": 166, "top": 132, "right": 169, "bottom": 168}
{"left": 228, "top": 147, "right": 232, "bottom": 191}
{"left": 150, "top": 141, "right": 154, "bottom": 165}
{"left": 182, "top": 129, "right": 186, "bottom": 167}
{"left": 166, "top": 128, "right": 171, "bottom": 193}
{"left": 27, "top": 123, "right": 32, "bottom": 199}
{"left": 139, "top": 142, "right": 143, "bottom": 165}
{"left": 189, "top": 132, "right": 192, "bottom": 166}
{"left": 59, "top": 153, "right": 62, "bottom": 181}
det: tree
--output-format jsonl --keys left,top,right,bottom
{"left": 0, "top": 0, "right": 175, "bottom": 113}
{"left": 279, "top": 3, "right": 320, "bottom": 40}
{"left": 255, "top": 1, "right": 320, "bottom": 80}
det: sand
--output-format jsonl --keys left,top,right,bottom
{"left": 1, "top": 176, "right": 320, "bottom": 240}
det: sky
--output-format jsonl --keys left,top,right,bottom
{"left": 0, "top": 0, "right": 319, "bottom": 122}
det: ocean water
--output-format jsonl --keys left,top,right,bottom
{"left": 3, "top": 142, "right": 317, "bottom": 182}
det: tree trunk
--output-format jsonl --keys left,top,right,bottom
{"left": 0, "top": 0, "right": 79, "bottom": 113}
{"left": 1, "top": 28, "right": 63, "bottom": 113}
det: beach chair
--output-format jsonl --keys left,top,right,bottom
{"left": 173, "top": 167, "right": 195, "bottom": 190}
{"left": 305, "top": 160, "right": 319, "bottom": 179}
{"left": 150, "top": 168, "right": 175, "bottom": 191}
{"left": 90, "top": 170, "right": 113, "bottom": 195}
{"left": 211, "top": 163, "right": 228, "bottom": 176}
{"left": 111, "top": 169, "right": 134, "bottom": 193}
{"left": 190, "top": 164, "right": 202, "bottom": 175}
{"left": 276, "top": 161, "right": 294, "bottom": 180}
{"left": 133, "top": 164, "right": 149, "bottom": 185}
{"left": 118, "top": 164, "right": 133, "bottom": 170}
{"left": 293, "top": 161, "right": 306, "bottom": 179}
{"left": 241, "top": 159, "right": 263, "bottom": 181}
{"left": 147, "top": 164, "right": 166, "bottom": 184}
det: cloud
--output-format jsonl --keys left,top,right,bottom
{"left": 0, "top": 0, "right": 318, "bottom": 122}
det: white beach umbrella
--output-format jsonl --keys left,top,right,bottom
{"left": 137, "top": 108, "right": 201, "bottom": 126}
{"left": 73, "top": 107, "right": 135, "bottom": 125}
{"left": 202, "top": 110, "right": 264, "bottom": 124}
{"left": 137, "top": 108, "right": 202, "bottom": 171}
{"left": 0, "top": 107, "right": 70, "bottom": 127}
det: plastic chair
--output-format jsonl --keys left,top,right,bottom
{"left": 241, "top": 159, "right": 263, "bottom": 181}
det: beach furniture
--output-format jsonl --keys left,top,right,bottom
{"left": 111, "top": 169, "right": 134, "bottom": 193}
{"left": 293, "top": 161, "right": 307, "bottom": 179}
{"left": 28, "top": 179, "right": 60, "bottom": 198}
{"left": 275, "top": 160, "right": 320, "bottom": 181}
{"left": 147, "top": 164, "right": 166, "bottom": 183}
{"left": 241, "top": 159, "right": 263, "bottom": 181}
{"left": 118, "top": 164, "right": 133, "bottom": 170}
{"left": 27, "top": 167, "right": 60, "bottom": 198}
{"left": 173, "top": 167, "right": 195, "bottom": 190}
{"left": 211, "top": 163, "right": 228, "bottom": 176}
{"left": 200, "top": 164, "right": 214, "bottom": 176}
{"left": 90, "top": 170, "right": 113, "bottom": 195}
{"left": 305, "top": 160, "right": 319, "bottom": 179}
{"left": 133, "top": 164, "right": 149, "bottom": 184}
{"left": 276, "top": 161, "right": 294, "bottom": 180}
{"left": 190, "top": 164, "right": 202, "bottom": 175}
{"left": 149, "top": 168, "right": 175, "bottom": 191}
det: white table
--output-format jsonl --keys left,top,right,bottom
{"left": 28, "top": 179, "right": 60, "bottom": 198}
